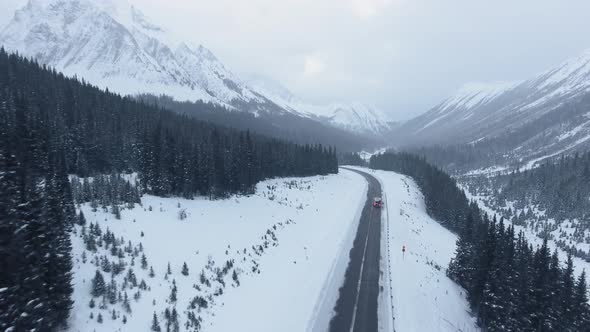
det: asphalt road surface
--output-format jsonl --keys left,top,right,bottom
{"left": 330, "top": 167, "right": 382, "bottom": 332}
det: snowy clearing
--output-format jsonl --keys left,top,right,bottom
{"left": 68, "top": 170, "right": 366, "bottom": 332}
{"left": 349, "top": 168, "right": 479, "bottom": 332}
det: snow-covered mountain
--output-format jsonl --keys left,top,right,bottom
{"left": 246, "top": 75, "right": 392, "bottom": 136}
{"left": 0, "top": 0, "right": 264, "bottom": 107}
{"left": 397, "top": 48, "right": 590, "bottom": 149}
{"left": 0, "top": 0, "right": 390, "bottom": 137}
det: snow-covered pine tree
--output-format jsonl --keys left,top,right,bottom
{"left": 171, "top": 307, "right": 180, "bottom": 332}
{"left": 149, "top": 266, "right": 156, "bottom": 278}
{"left": 141, "top": 253, "right": 148, "bottom": 269}
{"left": 170, "top": 284, "right": 178, "bottom": 303}
{"left": 573, "top": 270, "right": 590, "bottom": 330}
{"left": 78, "top": 210, "right": 87, "bottom": 225}
{"left": 151, "top": 312, "right": 162, "bottom": 331}
{"left": 108, "top": 277, "right": 118, "bottom": 304}
{"left": 232, "top": 270, "right": 240, "bottom": 286}
{"left": 91, "top": 270, "right": 106, "bottom": 297}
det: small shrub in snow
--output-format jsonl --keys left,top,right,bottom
{"left": 97, "top": 313, "right": 103, "bottom": 323}
{"left": 178, "top": 208, "right": 187, "bottom": 220}
{"left": 181, "top": 262, "right": 189, "bottom": 276}
{"left": 232, "top": 270, "right": 240, "bottom": 286}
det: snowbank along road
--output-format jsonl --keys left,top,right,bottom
{"left": 330, "top": 168, "right": 382, "bottom": 332}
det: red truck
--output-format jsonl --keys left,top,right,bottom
{"left": 373, "top": 197, "right": 383, "bottom": 208}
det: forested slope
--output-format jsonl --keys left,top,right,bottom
{"left": 138, "top": 95, "right": 381, "bottom": 153}
{"left": 0, "top": 48, "right": 337, "bottom": 331}
{"left": 465, "top": 152, "right": 590, "bottom": 260}
{"left": 370, "top": 153, "right": 590, "bottom": 331}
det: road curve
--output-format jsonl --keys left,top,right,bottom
{"left": 329, "top": 167, "right": 382, "bottom": 332}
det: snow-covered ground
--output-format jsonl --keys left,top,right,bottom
{"left": 68, "top": 170, "right": 367, "bottom": 332}
{"left": 349, "top": 167, "right": 479, "bottom": 332}
{"left": 463, "top": 165, "right": 509, "bottom": 177}
{"left": 359, "top": 147, "right": 389, "bottom": 162}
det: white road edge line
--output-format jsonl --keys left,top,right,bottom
{"left": 349, "top": 193, "right": 375, "bottom": 332}
{"left": 383, "top": 190, "right": 395, "bottom": 330}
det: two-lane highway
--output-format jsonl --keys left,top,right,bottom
{"left": 329, "top": 167, "right": 382, "bottom": 332}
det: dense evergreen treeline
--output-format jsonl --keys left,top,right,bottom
{"left": 408, "top": 143, "right": 505, "bottom": 174}
{"left": 0, "top": 48, "right": 336, "bottom": 330}
{"left": 137, "top": 94, "right": 381, "bottom": 153}
{"left": 338, "top": 152, "right": 367, "bottom": 167}
{"left": 0, "top": 48, "right": 337, "bottom": 197}
{"left": 464, "top": 151, "right": 590, "bottom": 261}
{"left": 450, "top": 214, "right": 590, "bottom": 331}
{"left": 494, "top": 152, "right": 590, "bottom": 223}
{"left": 370, "top": 152, "right": 590, "bottom": 331}
{"left": 70, "top": 174, "right": 142, "bottom": 211}
{"left": 0, "top": 73, "right": 74, "bottom": 329}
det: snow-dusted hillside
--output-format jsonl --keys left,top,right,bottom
{"left": 68, "top": 170, "right": 366, "bottom": 332}
{"left": 0, "top": 0, "right": 390, "bottom": 137}
{"left": 397, "top": 47, "right": 590, "bottom": 153}
{"left": 247, "top": 75, "right": 392, "bottom": 136}
{"left": 416, "top": 81, "right": 519, "bottom": 133}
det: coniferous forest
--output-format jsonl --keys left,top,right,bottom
{"left": 470, "top": 151, "right": 590, "bottom": 226}
{"left": 0, "top": 49, "right": 337, "bottom": 330}
{"left": 370, "top": 152, "right": 590, "bottom": 331}
{"left": 463, "top": 152, "right": 590, "bottom": 260}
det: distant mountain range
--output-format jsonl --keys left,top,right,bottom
{"left": 7, "top": 0, "right": 590, "bottom": 165}
{"left": 395, "top": 47, "right": 590, "bottom": 170}
{"left": 0, "top": 0, "right": 392, "bottom": 137}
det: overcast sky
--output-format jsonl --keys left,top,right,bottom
{"left": 3, "top": 0, "right": 590, "bottom": 120}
